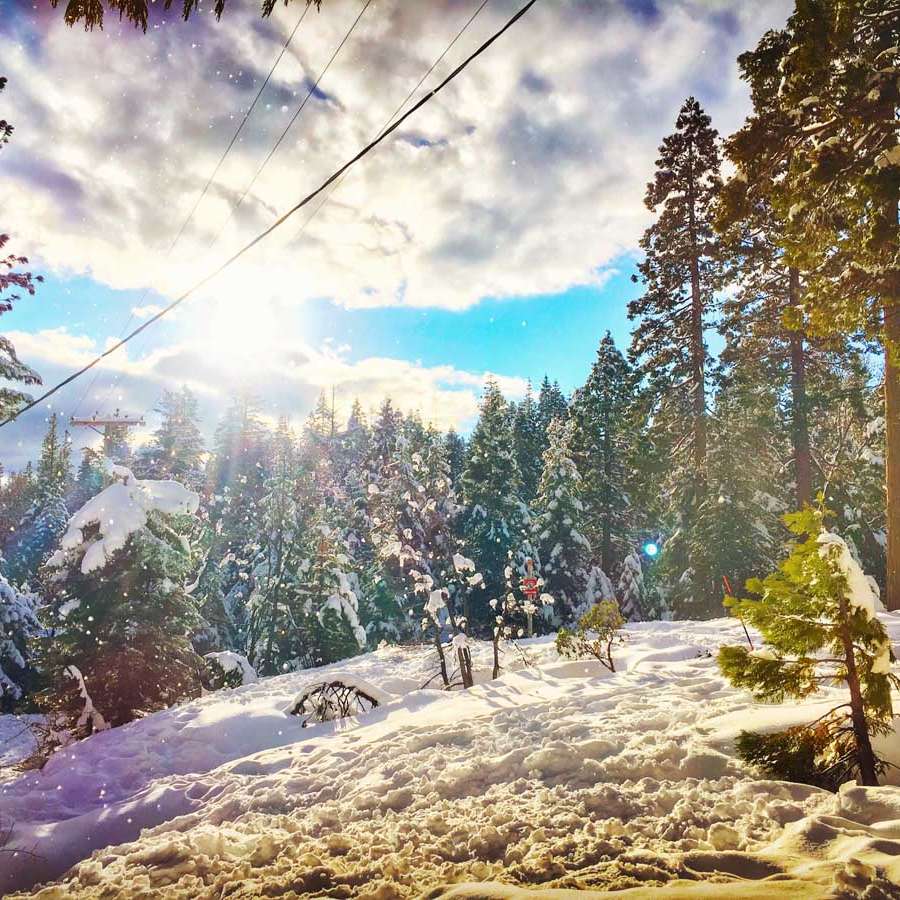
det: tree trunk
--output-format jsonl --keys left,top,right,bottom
{"left": 838, "top": 599, "right": 880, "bottom": 785}
{"left": 788, "top": 267, "right": 812, "bottom": 509}
{"left": 885, "top": 302, "right": 900, "bottom": 610}
{"left": 686, "top": 150, "right": 707, "bottom": 491}
{"left": 601, "top": 404, "right": 612, "bottom": 572}
{"left": 434, "top": 629, "right": 449, "bottom": 687}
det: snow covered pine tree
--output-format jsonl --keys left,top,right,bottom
{"left": 40, "top": 465, "right": 202, "bottom": 734}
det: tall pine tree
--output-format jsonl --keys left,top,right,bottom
{"left": 726, "top": 5, "right": 900, "bottom": 607}
{"left": 629, "top": 97, "right": 724, "bottom": 617}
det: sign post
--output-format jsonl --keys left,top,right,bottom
{"left": 521, "top": 557, "right": 539, "bottom": 637}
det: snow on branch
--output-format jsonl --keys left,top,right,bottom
{"left": 47, "top": 466, "right": 199, "bottom": 575}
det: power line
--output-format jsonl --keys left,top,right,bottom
{"left": 2, "top": 0, "right": 540, "bottom": 430}
{"left": 78, "top": 0, "right": 369, "bottom": 421}
{"left": 169, "top": 2, "right": 314, "bottom": 254}
{"left": 290, "top": 0, "right": 490, "bottom": 245}
{"left": 68, "top": 2, "right": 313, "bottom": 421}
{"left": 208, "top": 0, "right": 373, "bottom": 251}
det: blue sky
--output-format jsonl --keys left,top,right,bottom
{"left": 0, "top": 0, "right": 792, "bottom": 466}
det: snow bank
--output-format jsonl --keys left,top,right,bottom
{"left": 4, "top": 616, "right": 900, "bottom": 898}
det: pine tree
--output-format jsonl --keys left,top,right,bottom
{"left": 513, "top": 382, "right": 543, "bottom": 504}
{"left": 369, "top": 398, "right": 403, "bottom": 479}
{"left": 199, "top": 394, "right": 271, "bottom": 650}
{"left": 40, "top": 466, "right": 202, "bottom": 732}
{"left": 570, "top": 332, "right": 642, "bottom": 573}
{"left": 245, "top": 418, "right": 306, "bottom": 675}
{"left": 461, "top": 379, "right": 527, "bottom": 622}
{"left": 136, "top": 387, "right": 205, "bottom": 488}
{"left": 0, "top": 564, "right": 41, "bottom": 711}
{"left": 720, "top": 506, "right": 899, "bottom": 787}
{"left": 296, "top": 506, "right": 369, "bottom": 667}
{"left": 370, "top": 425, "right": 462, "bottom": 641}
{"left": 0, "top": 466, "right": 37, "bottom": 547}
{"left": 537, "top": 376, "right": 568, "bottom": 440}
{"left": 444, "top": 429, "right": 466, "bottom": 489}
{"left": 70, "top": 447, "right": 105, "bottom": 510}
{"left": 629, "top": 97, "right": 724, "bottom": 617}
{"left": 532, "top": 418, "right": 592, "bottom": 623}
{"left": 630, "top": 97, "right": 722, "bottom": 484}
{"left": 6, "top": 415, "right": 72, "bottom": 583}
{"left": 726, "top": 6, "right": 900, "bottom": 608}
{"left": 616, "top": 551, "right": 643, "bottom": 622}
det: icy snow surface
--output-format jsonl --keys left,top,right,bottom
{"left": 5, "top": 617, "right": 900, "bottom": 897}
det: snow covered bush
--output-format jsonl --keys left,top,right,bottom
{"left": 289, "top": 677, "right": 386, "bottom": 727}
{"left": 555, "top": 599, "right": 625, "bottom": 672}
{"left": 720, "top": 507, "right": 899, "bottom": 787}
{"left": 202, "top": 651, "right": 257, "bottom": 691}
{"left": 0, "top": 568, "right": 41, "bottom": 710}
{"left": 39, "top": 466, "right": 203, "bottom": 734}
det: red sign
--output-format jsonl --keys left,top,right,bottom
{"left": 521, "top": 577, "right": 539, "bottom": 598}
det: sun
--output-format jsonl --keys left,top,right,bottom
{"left": 205, "top": 289, "right": 288, "bottom": 371}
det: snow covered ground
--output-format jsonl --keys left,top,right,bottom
{"left": 5, "top": 618, "right": 900, "bottom": 898}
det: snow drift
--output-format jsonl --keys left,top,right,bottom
{"left": 4, "top": 617, "right": 900, "bottom": 897}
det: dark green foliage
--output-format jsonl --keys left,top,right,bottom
{"left": 5, "top": 415, "right": 72, "bottom": 585}
{"left": 719, "top": 506, "right": 899, "bottom": 786}
{"left": 734, "top": 720, "right": 874, "bottom": 792}
{"left": 537, "top": 376, "right": 568, "bottom": 443}
{"left": 201, "top": 655, "right": 247, "bottom": 691}
{"left": 40, "top": 513, "right": 202, "bottom": 733}
{"left": 569, "top": 332, "right": 643, "bottom": 573}
{"left": 629, "top": 97, "right": 726, "bottom": 619}
{"left": 513, "top": 383, "right": 543, "bottom": 504}
{"left": 462, "top": 379, "right": 527, "bottom": 620}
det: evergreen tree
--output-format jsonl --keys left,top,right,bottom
{"left": 296, "top": 505, "right": 369, "bottom": 667}
{"left": 629, "top": 97, "right": 724, "bottom": 616}
{"left": 136, "top": 387, "right": 205, "bottom": 488}
{"left": 513, "top": 382, "right": 543, "bottom": 503}
{"left": 6, "top": 415, "right": 72, "bottom": 583}
{"left": 370, "top": 425, "right": 462, "bottom": 640}
{"left": 70, "top": 447, "right": 105, "bottom": 511}
{"left": 0, "top": 466, "right": 36, "bottom": 547}
{"left": 537, "top": 375, "right": 568, "bottom": 439}
{"left": 532, "top": 418, "right": 592, "bottom": 623}
{"left": 569, "top": 332, "right": 642, "bottom": 573}
{"left": 0, "top": 565, "right": 41, "bottom": 711}
{"left": 199, "top": 394, "right": 271, "bottom": 650}
{"left": 245, "top": 418, "right": 306, "bottom": 675}
{"left": 616, "top": 551, "right": 644, "bottom": 622}
{"left": 40, "top": 466, "right": 202, "bottom": 733}
{"left": 461, "top": 379, "right": 528, "bottom": 622}
{"left": 726, "top": 5, "right": 900, "bottom": 607}
{"left": 444, "top": 428, "right": 466, "bottom": 488}
{"left": 720, "top": 506, "right": 898, "bottom": 786}
{"left": 368, "top": 398, "right": 403, "bottom": 479}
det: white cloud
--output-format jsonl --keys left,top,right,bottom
{"left": 0, "top": 326, "right": 527, "bottom": 468}
{"left": 130, "top": 304, "right": 166, "bottom": 319}
{"left": 0, "top": 0, "right": 791, "bottom": 313}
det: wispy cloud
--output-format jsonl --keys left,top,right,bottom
{"left": 1, "top": 0, "right": 790, "bottom": 312}
{"left": 1, "top": 326, "right": 527, "bottom": 467}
